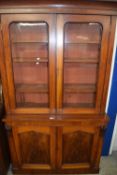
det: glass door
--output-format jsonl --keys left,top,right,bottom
{"left": 10, "top": 22, "right": 49, "bottom": 109}
{"left": 57, "top": 15, "right": 110, "bottom": 114}
{"left": 1, "top": 14, "right": 56, "bottom": 114}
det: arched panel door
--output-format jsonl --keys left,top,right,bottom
{"left": 11, "top": 124, "right": 56, "bottom": 172}
{"left": 56, "top": 123, "right": 102, "bottom": 173}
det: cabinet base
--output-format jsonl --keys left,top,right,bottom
{"left": 12, "top": 168, "right": 99, "bottom": 174}
{"left": 4, "top": 114, "right": 109, "bottom": 175}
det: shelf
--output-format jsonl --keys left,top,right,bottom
{"left": 12, "top": 41, "right": 48, "bottom": 44}
{"left": 16, "top": 84, "right": 48, "bottom": 93}
{"left": 17, "top": 102, "right": 48, "bottom": 108}
{"left": 63, "top": 103, "right": 94, "bottom": 108}
{"left": 64, "top": 42, "right": 100, "bottom": 45}
{"left": 12, "top": 41, "right": 48, "bottom": 58}
{"left": 64, "top": 84, "right": 96, "bottom": 93}
{"left": 64, "top": 57, "right": 99, "bottom": 63}
{"left": 13, "top": 57, "right": 48, "bottom": 63}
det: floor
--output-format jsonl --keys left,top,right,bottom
{"left": 7, "top": 152, "right": 117, "bottom": 175}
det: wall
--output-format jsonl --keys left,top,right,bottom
{"left": 102, "top": 26, "right": 117, "bottom": 155}
{"left": 110, "top": 114, "right": 117, "bottom": 152}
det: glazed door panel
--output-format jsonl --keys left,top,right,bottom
{"left": 1, "top": 14, "right": 56, "bottom": 114}
{"left": 12, "top": 125, "right": 56, "bottom": 171}
{"left": 57, "top": 15, "right": 110, "bottom": 114}
{"left": 57, "top": 125, "right": 100, "bottom": 172}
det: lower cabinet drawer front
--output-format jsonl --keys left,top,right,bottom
{"left": 6, "top": 118, "right": 107, "bottom": 174}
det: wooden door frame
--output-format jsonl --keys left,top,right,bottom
{"left": 1, "top": 14, "right": 56, "bottom": 114}
{"left": 56, "top": 14, "right": 110, "bottom": 114}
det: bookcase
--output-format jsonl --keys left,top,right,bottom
{"left": 0, "top": 0, "right": 117, "bottom": 174}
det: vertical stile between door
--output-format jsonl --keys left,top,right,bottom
{"left": 57, "top": 15, "right": 64, "bottom": 112}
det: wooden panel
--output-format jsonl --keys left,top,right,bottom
{"left": 13, "top": 63, "right": 48, "bottom": 84}
{"left": 64, "top": 44, "right": 100, "bottom": 59}
{"left": 16, "top": 93, "right": 48, "bottom": 108}
{"left": 0, "top": 0, "right": 117, "bottom": 17}
{"left": 16, "top": 84, "right": 48, "bottom": 93}
{"left": 12, "top": 43, "right": 48, "bottom": 58}
{"left": 57, "top": 124, "right": 100, "bottom": 172}
{"left": 63, "top": 93, "right": 95, "bottom": 108}
{"left": 64, "top": 63, "right": 98, "bottom": 84}
{"left": 12, "top": 125, "right": 56, "bottom": 170}
{"left": 19, "top": 131, "right": 50, "bottom": 164}
{"left": 13, "top": 61, "right": 49, "bottom": 108}
{"left": 62, "top": 130, "right": 93, "bottom": 164}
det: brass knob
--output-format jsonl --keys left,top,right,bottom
{"left": 36, "top": 57, "right": 40, "bottom": 65}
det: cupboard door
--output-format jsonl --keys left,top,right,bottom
{"left": 1, "top": 14, "right": 56, "bottom": 114}
{"left": 12, "top": 124, "right": 56, "bottom": 172}
{"left": 57, "top": 15, "right": 110, "bottom": 114}
{"left": 57, "top": 125, "right": 100, "bottom": 173}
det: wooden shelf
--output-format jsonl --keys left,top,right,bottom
{"left": 17, "top": 102, "right": 48, "bottom": 108}
{"left": 64, "top": 42, "right": 100, "bottom": 45}
{"left": 63, "top": 103, "right": 94, "bottom": 108}
{"left": 16, "top": 84, "right": 48, "bottom": 93}
{"left": 64, "top": 57, "right": 99, "bottom": 63}
{"left": 12, "top": 41, "right": 48, "bottom": 44}
{"left": 64, "top": 84, "right": 96, "bottom": 93}
{"left": 13, "top": 57, "right": 48, "bottom": 63}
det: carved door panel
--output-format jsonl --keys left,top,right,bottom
{"left": 12, "top": 124, "right": 56, "bottom": 171}
{"left": 57, "top": 124, "right": 101, "bottom": 172}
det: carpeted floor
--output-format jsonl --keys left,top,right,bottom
{"left": 7, "top": 151, "right": 117, "bottom": 175}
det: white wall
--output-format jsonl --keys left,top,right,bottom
{"left": 112, "top": 115, "right": 117, "bottom": 151}
{"left": 109, "top": 115, "right": 117, "bottom": 153}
